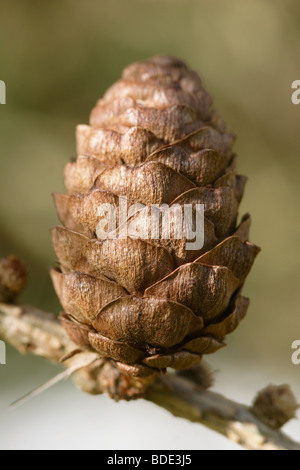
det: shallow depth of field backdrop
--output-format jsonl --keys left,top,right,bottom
{"left": 0, "top": 0, "right": 300, "bottom": 450}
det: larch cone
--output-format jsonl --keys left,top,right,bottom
{"left": 51, "top": 56, "right": 260, "bottom": 399}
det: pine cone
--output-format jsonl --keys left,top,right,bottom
{"left": 51, "top": 56, "right": 260, "bottom": 387}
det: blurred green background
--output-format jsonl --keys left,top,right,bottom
{"left": 0, "top": 0, "right": 299, "bottom": 395}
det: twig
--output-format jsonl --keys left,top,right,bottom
{"left": 0, "top": 302, "right": 71, "bottom": 360}
{"left": 147, "top": 376, "right": 300, "bottom": 450}
{"left": 0, "top": 302, "right": 299, "bottom": 451}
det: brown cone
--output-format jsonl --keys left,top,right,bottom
{"left": 252, "top": 385, "right": 299, "bottom": 429}
{"left": 51, "top": 55, "right": 260, "bottom": 391}
{"left": 0, "top": 255, "right": 28, "bottom": 302}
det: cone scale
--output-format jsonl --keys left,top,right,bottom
{"left": 51, "top": 56, "right": 260, "bottom": 396}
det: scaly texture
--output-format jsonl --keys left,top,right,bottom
{"left": 51, "top": 56, "right": 260, "bottom": 395}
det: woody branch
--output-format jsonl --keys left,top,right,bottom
{"left": 0, "top": 302, "right": 299, "bottom": 451}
